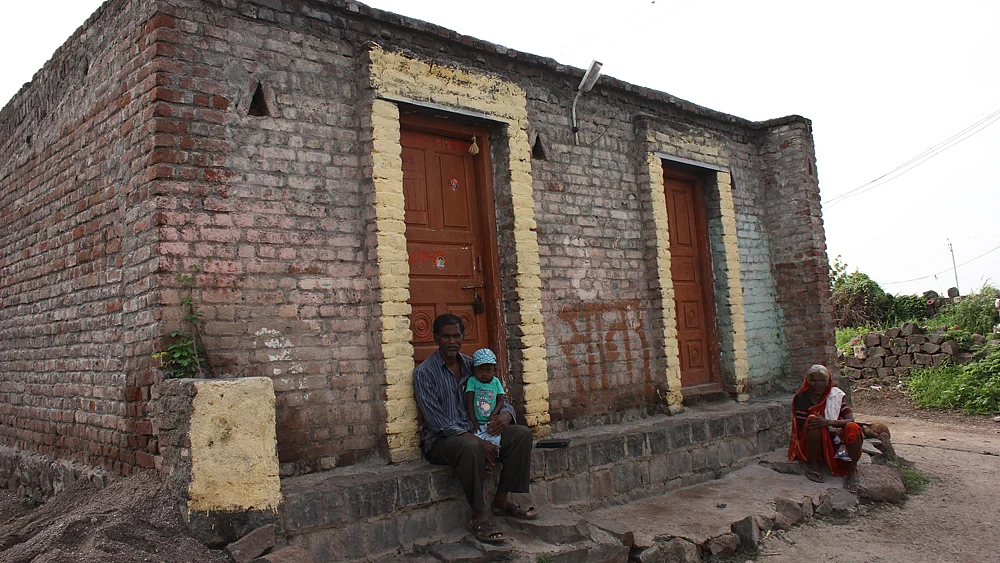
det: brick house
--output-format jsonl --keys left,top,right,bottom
{"left": 0, "top": 0, "right": 836, "bottom": 484}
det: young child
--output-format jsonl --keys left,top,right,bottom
{"left": 466, "top": 348, "right": 506, "bottom": 447}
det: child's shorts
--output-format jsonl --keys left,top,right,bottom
{"left": 475, "top": 428, "right": 501, "bottom": 447}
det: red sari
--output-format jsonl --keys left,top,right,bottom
{"left": 787, "top": 372, "right": 862, "bottom": 477}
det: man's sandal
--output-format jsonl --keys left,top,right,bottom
{"left": 491, "top": 501, "right": 538, "bottom": 520}
{"left": 469, "top": 520, "right": 505, "bottom": 543}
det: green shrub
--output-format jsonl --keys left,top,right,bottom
{"left": 836, "top": 326, "right": 870, "bottom": 355}
{"left": 939, "top": 328, "right": 977, "bottom": 353}
{"left": 908, "top": 347, "right": 1000, "bottom": 414}
{"left": 929, "top": 285, "right": 1000, "bottom": 336}
{"left": 887, "top": 294, "right": 929, "bottom": 326}
{"left": 832, "top": 271, "right": 890, "bottom": 328}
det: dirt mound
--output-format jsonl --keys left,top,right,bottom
{"left": 0, "top": 471, "right": 228, "bottom": 563}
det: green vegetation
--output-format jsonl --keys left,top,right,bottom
{"left": 886, "top": 293, "right": 930, "bottom": 326}
{"left": 833, "top": 260, "right": 999, "bottom": 416}
{"left": 907, "top": 347, "right": 1000, "bottom": 414}
{"left": 901, "top": 466, "right": 930, "bottom": 495}
{"left": 832, "top": 270, "right": 891, "bottom": 328}
{"left": 836, "top": 326, "right": 870, "bottom": 355}
{"left": 152, "top": 264, "right": 209, "bottom": 379}
{"left": 536, "top": 555, "right": 555, "bottom": 563}
{"left": 930, "top": 284, "right": 1000, "bottom": 336}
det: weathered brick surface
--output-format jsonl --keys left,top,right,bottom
{"left": 2, "top": 0, "right": 832, "bottom": 480}
{"left": 759, "top": 121, "right": 838, "bottom": 382}
{"left": 0, "top": 0, "right": 161, "bottom": 477}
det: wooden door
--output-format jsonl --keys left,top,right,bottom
{"left": 401, "top": 122, "right": 499, "bottom": 367}
{"left": 663, "top": 168, "right": 721, "bottom": 393}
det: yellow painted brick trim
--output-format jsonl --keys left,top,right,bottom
{"left": 370, "top": 99, "right": 420, "bottom": 462}
{"left": 643, "top": 153, "right": 684, "bottom": 414}
{"left": 715, "top": 172, "right": 750, "bottom": 399}
{"left": 366, "top": 46, "right": 550, "bottom": 457}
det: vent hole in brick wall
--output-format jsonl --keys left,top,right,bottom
{"left": 531, "top": 134, "right": 547, "bottom": 160}
{"left": 248, "top": 82, "right": 270, "bottom": 117}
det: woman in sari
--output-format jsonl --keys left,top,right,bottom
{"left": 788, "top": 365, "right": 863, "bottom": 491}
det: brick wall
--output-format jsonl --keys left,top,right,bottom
{"left": 0, "top": 0, "right": 161, "bottom": 476}
{"left": 528, "top": 91, "right": 662, "bottom": 425}
{"left": 759, "top": 119, "right": 838, "bottom": 383}
{"left": 1, "top": 0, "right": 835, "bottom": 479}
{"left": 150, "top": 0, "right": 383, "bottom": 474}
{"left": 730, "top": 169, "right": 787, "bottom": 387}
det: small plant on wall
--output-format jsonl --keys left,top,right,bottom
{"left": 153, "top": 264, "right": 210, "bottom": 378}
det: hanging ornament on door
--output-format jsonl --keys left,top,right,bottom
{"left": 468, "top": 134, "right": 480, "bottom": 155}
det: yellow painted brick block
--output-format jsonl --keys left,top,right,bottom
{"left": 381, "top": 288, "right": 410, "bottom": 303}
{"left": 522, "top": 358, "right": 548, "bottom": 375}
{"left": 381, "top": 301, "right": 412, "bottom": 317}
{"left": 521, "top": 369, "right": 548, "bottom": 384}
{"left": 385, "top": 382, "right": 415, "bottom": 401}
{"left": 520, "top": 333, "right": 546, "bottom": 348}
{"left": 522, "top": 347, "right": 548, "bottom": 362}
{"left": 524, "top": 398, "right": 550, "bottom": 414}
{"left": 385, "top": 359, "right": 416, "bottom": 380}
{"left": 385, "top": 399, "right": 419, "bottom": 422}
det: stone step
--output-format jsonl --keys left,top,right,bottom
{"left": 428, "top": 540, "right": 519, "bottom": 563}
{"left": 495, "top": 508, "right": 590, "bottom": 545}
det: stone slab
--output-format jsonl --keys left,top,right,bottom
{"left": 226, "top": 524, "right": 276, "bottom": 563}
{"left": 588, "top": 464, "right": 833, "bottom": 548}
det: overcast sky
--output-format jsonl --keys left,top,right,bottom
{"left": 3, "top": 0, "right": 997, "bottom": 298}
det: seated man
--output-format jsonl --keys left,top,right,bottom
{"left": 788, "top": 364, "right": 863, "bottom": 492}
{"left": 412, "top": 314, "right": 538, "bottom": 543}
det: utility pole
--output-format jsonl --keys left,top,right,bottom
{"left": 947, "top": 239, "right": 959, "bottom": 295}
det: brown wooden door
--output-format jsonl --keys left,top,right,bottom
{"left": 663, "top": 168, "right": 721, "bottom": 392}
{"left": 401, "top": 125, "right": 494, "bottom": 365}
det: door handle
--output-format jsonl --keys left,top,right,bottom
{"left": 462, "top": 283, "right": 486, "bottom": 290}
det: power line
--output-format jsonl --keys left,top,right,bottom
{"left": 826, "top": 104, "right": 1000, "bottom": 207}
{"left": 881, "top": 243, "right": 1000, "bottom": 285}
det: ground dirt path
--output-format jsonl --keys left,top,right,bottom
{"left": 755, "top": 398, "right": 1000, "bottom": 563}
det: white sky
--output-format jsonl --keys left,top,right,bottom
{"left": 3, "top": 0, "right": 998, "bottom": 298}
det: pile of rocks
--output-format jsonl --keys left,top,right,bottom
{"left": 839, "top": 322, "right": 985, "bottom": 381}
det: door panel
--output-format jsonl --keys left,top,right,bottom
{"left": 664, "top": 170, "right": 720, "bottom": 390}
{"left": 402, "top": 128, "right": 491, "bottom": 365}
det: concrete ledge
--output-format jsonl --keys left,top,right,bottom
{"left": 154, "top": 377, "right": 282, "bottom": 545}
{"left": 0, "top": 444, "right": 112, "bottom": 502}
{"left": 278, "top": 398, "right": 792, "bottom": 562}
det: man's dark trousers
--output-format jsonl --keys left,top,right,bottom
{"left": 426, "top": 425, "right": 532, "bottom": 511}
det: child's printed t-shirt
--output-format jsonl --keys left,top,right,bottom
{"left": 465, "top": 377, "right": 505, "bottom": 425}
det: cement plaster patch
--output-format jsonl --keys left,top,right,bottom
{"left": 188, "top": 378, "right": 281, "bottom": 512}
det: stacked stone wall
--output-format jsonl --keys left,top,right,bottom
{"left": 840, "top": 323, "right": 970, "bottom": 381}
{"left": 0, "top": 0, "right": 161, "bottom": 476}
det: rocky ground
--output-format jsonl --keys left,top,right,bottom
{"left": 750, "top": 386, "right": 1000, "bottom": 562}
